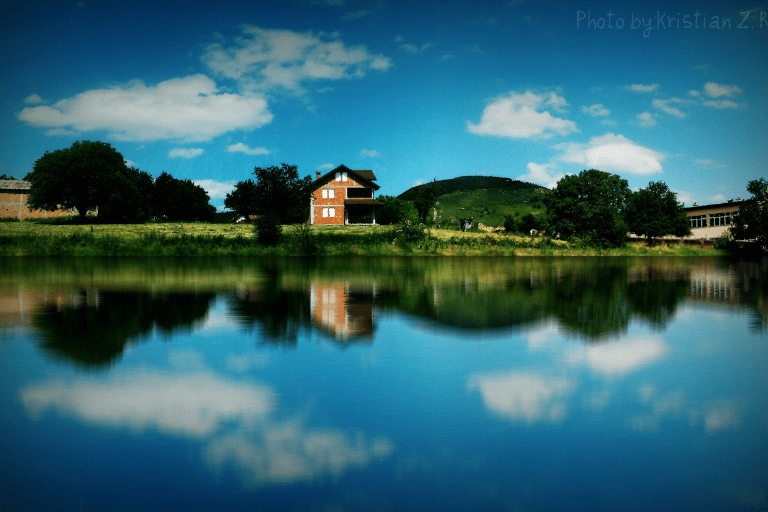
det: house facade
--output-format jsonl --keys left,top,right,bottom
{"left": 0, "top": 180, "right": 73, "bottom": 220}
{"left": 309, "top": 165, "right": 382, "bottom": 225}
{"left": 684, "top": 200, "right": 744, "bottom": 240}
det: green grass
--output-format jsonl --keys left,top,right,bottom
{"left": 0, "top": 222, "right": 727, "bottom": 257}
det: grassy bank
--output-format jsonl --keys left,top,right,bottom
{"left": 0, "top": 221, "right": 726, "bottom": 257}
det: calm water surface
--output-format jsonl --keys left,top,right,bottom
{"left": 1, "top": 256, "right": 766, "bottom": 511}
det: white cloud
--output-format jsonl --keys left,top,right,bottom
{"left": 169, "top": 147, "right": 204, "bottom": 159}
{"left": 194, "top": 179, "right": 236, "bottom": 199}
{"left": 360, "top": 149, "right": 380, "bottom": 157}
{"left": 20, "top": 371, "right": 276, "bottom": 438}
{"left": 625, "top": 83, "right": 659, "bottom": 93}
{"left": 568, "top": 336, "right": 669, "bottom": 377}
{"left": 398, "top": 41, "right": 433, "bottom": 54}
{"left": 581, "top": 103, "right": 609, "bottom": 117}
{"left": 317, "top": 163, "right": 334, "bottom": 170}
{"left": 555, "top": 133, "right": 664, "bottom": 175}
{"left": 467, "top": 90, "right": 577, "bottom": 139}
{"left": 704, "top": 401, "right": 740, "bottom": 432}
{"left": 704, "top": 82, "right": 742, "bottom": 98}
{"left": 710, "top": 193, "right": 727, "bottom": 203}
{"left": 342, "top": 9, "right": 374, "bottom": 21}
{"left": 652, "top": 98, "right": 687, "bottom": 118}
{"left": 636, "top": 111, "right": 657, "bottom": 127}
{"left": 201, "top": 26, "right": 392, "bottom": 93}
{"left": 702, "top": 99, "right": 739, "bottom": 109}
{"left": 204, "top": 424, "right": 394, "bottom": 488}
{"left": 24, "top": 93, "right": 44, "bottom": 104}
{"left": 21, "top": 371, "right": 395, "bottom": 488}
{"left": 17, "top": 74, "right": 273, "bottom": 142}
{"left": 226, "top": 142, "right": 270, "bottom": 155}
{"left": 674, "top": 188, "right": 694, "bottom": 206}
{"left": 694, "top": 158, "right": 723, "bottom": 169}
{"left": 688, "top": 90, "right": 700, "bottom": 97}
{"left": 468, "top": 372, "right": 575, "bottom": 423}
{"left": 517, "top": 162, "right": 563, "bottom": 189}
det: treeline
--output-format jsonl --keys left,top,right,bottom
{"left": 25, "top": 140, "right": 215, "bottom": 223}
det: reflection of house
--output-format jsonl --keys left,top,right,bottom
{"left": 309, "top": 165, "right": 383, "bottom": 225}
{"left": 309, "top": 282, "right": 375, "bottom": 341}
{"left": 0, "top": 287, "right": 98, "bottom": 329}
{"left": 0, "top": 180, "right": 73, "bottom": 220}
{"left": 684, "top": 201, "right": 744, "bottom": 240}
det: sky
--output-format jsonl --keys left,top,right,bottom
{"left": 2, "top": 0, "right": 767, "bottom": 211}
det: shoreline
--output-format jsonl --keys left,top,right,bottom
{"left": 0, "top": 221, "right": 733, "bottom": 257}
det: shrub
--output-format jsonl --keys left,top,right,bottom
{"left": 291, "top": 223, "right": 321, "bottom": 255}
{"left": 393, "top": 222, "right": 427, "bottom": 244}
{"left": 254, "top": 214, "right": 283, "bottom": 246}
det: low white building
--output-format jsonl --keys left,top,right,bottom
{"left": 684, "top": 200, "right": 744, "bottom": 240}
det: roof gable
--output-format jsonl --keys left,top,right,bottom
{"left": 313, "top": 164, "right": 380, "bottom": 190}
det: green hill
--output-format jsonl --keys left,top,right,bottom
{"left": 398, "top": 176, "right": 547, "bottom": 229}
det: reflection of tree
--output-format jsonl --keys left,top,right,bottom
{"left": 33, "top": 291, "right": 214, "bottom": 368}
{"left": 377, "top": 259, "right": 692, "bottom": 341}
{"left": 545, "top": 263, "right": 632, "bottom": 339}
{"left": 227, "top": 279, "right": 311, "bottom": 347}
{"left": 627, "top": 276, "right": 690, "bottom": 328}
{"left": 729, "top": 257, "right": 768, "bottom": 331}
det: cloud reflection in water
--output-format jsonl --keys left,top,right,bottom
{"left": 20, "top": 369, "right": 394, "bottom": 487}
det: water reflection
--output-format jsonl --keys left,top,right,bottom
{"left": 1, "top": 256, "right": 766, "bottom": 511}
{"left": 1, "top": 257, "right": 765, "bottom": 358}
{"left": 31, "top": 291, "right": 215, "bottom": 368}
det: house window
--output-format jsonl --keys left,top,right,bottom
{"left": 347, "top": 187, "right": 372, "bottom": 199}
{"left": 321, "top": 189, "right": 335, "bottom": 199}
{"left": 689, "top": 214, "right": 707, "bottom": 228}
{"left": 710, "top": 212, "right": 732, "bottom": 227}
{"left": 322, "top": 207, "right": 336, "bottom": 218}
{"left": 336, "top": 171, "right": 347, "bottom": 182}
{"left": 322, "top": 207, "right": 328, "bottom": 218}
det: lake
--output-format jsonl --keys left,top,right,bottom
{"left": 1, "top": 256, "right": 766, "bottom": 511}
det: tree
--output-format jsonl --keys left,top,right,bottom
{"left": 224, "top": 179, "right": 259, "bottom": 218}
{"left": 225, "top": 163, "right": 313, "bottom": 224}
{"left": 377, "top": 195, "right": 417, "bottom": 225}
{"left": 731, "top": 177, "right": 768, "bottom": 247}
{"left": 153, "top": 172, "right": 215, "bottom": 222}
{"left": 503, "top": 213, "right": 519, "bottom": 233}
{"left": 412, "top": 184, "right": 438, "bottom": 224}
{"left": 546, "top": 169, "right": 631, "bottom": 248}
{"left": 520, "top": 212, "right": 545, "bottom": 234}
{"left": 625, "top": 181, "right": 691, "bottom": 242}
{"left": 27, "top": 140, "right": 138, "bottom": 219}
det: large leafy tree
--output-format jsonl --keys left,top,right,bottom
{"left": 625, "top": 181, "right": 691, "bottom": 242}
{"left": 731, "top": 177, "right": 768, "bottom": 247}
{"left": 224, "top": 163, "right": 313, "bottom": 224}
{"left": 27, "top": 140, "right": 138, "bottom": 219}
{"left": 377, "top": 195, "right": 417, "bottom": 225}
{"left": 153, "top": 172, "right": 215, "bottom": 222}
{"left": 546, "top": 169, "right": 631, "bottom": 248}
{"left": 412, "top": 184, "right": 438, "bottom": 224}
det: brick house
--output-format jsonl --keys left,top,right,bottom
{"left": 309, "top": 165, "right": 383, "bottom": 225}
{"left": 0, "top": 179, "right": 73, "bottom": 220}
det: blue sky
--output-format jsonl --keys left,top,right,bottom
{"left": 2, "top": 0, "right": 766, "bottom": 210}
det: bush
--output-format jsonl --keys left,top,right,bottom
{"left": 393, "top": 222, "right": 427, "bottom": 244}
{"left": 254, "top": 214, "right": 283, "bottom": 246}
{"left": 291, "top": 223, "right": 321, "bottom": 255}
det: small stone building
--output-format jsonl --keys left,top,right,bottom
{"left": 0, "top": 180, "right": 73, "bottom": 220}
{"left": 309, "top": 165, "right": 383, "bottom": 225}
